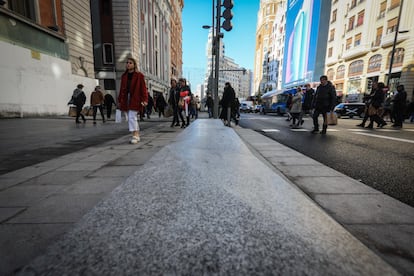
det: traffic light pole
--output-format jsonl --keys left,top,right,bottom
{"left": 213, "top": 0, "right": 221, "bottom": 119}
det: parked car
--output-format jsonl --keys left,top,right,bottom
{"left": 240, "top": 103, "right": 253, "bottom": 113}
{"left": 334, "top": 102, "right": 366, "bottom": 118}
{"left": 254, "top": 105, "right": 262, "bottom": 113}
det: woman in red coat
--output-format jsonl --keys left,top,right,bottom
{"left": 117, "top": 57, "right": 148, "bottom": 144}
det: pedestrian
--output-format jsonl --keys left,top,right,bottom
{"left": 70, "top": 84, "right": 87, "bottom": 124}
{"left": 179, "top": 78, "right": 192, "bottom": 127}
{"left": 285, "top": 93, "right": 293, "bottom": 121}
{"left": 145, "top": 94, "right": 154, "bottom": 120}
{"left": 156, "top": 93, "right": 167, "bottom": 117}
{"left": 311, "top": 75, "right": 337, "bottom": 134}
{"left": 104, "top": 93, "right": 116, "bottom": 119}
{"left": 117, "top": 57, "right": 148, "bottom": 144}
{"left": 392, "top": 84, "right": 407, "bottom": 128}
{"left": 205, "top": 94, "right": 214, "bottom": 118}
{"left": 290, "top": 87, "right": 303, "bottom": 128}
{"left": 168, "top": 78, "right": 185, "bottom": 127}
{"left": 302, "top": 83, "right": 314, "bottom": 115}
{"left": 90, "top": 86, "right": 105, "bottom": 124}
{"left": 219, "top": 82, "right": 235, "bottom": 126}
{"left": 365, "top": 82, "right": 387, "bottom": 129}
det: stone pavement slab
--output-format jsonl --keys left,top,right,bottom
{"left": 19, "top": 120, "right": 398, "bottom": 275}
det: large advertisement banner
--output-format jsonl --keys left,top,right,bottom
{"left": 283, "top": 0, "right": 322, "bottom": 87}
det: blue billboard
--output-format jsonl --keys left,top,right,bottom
{"left": 283, "top": 0, "right": 330, "bottom": 88}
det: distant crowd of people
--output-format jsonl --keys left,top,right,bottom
{"left": 69, "top": 60, "right": 413, "bottom": 144}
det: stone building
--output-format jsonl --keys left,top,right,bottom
{"left": 325, "top": 0, "right": 414, "bottom": 101}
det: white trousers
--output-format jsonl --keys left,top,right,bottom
{"left": 128, "top": 110, "right": 140, "bottom": 132}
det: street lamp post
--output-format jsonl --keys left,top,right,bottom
{"left": 387, "top": 0, "right": 404, "bottom": 89}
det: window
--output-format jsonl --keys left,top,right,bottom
{"left": 328, "top": 47, "right": 333, "bottom": 57}
{"left": 374, "top": 27, "right": 383, "bottom": 46}
{"left": 348, "top": 60, "right": 364, "bottom": 76}
{"left": 9, "top": 0, "right": 36, "bottom": 21}
{"left": 103, "top": 43, "right": 114, "bottom": 64}
{"left": 351, "top": 0, "right": 357, "bottom": 9}
{"left": 348, "top": 16, "right": 355, "bottom": 31}
{"left": 331, "top": 9, "right": 337, "bottom": 23}
{"left": 154, "top": 14, "right": 157, "bottom": 29}
{"left": 346, "top": 38, "right": 352, "bottom": 50}
{"left": 387, "top": 48, "right": 405, "bottom": 68}
{"left": 337, "top": 65, "right": 345, "bottom": 79}
{"left": 357, "top": 10, "right": 364, "bottom": 27}
{"left": 329, "top": 29, "right": 335, "bottom": 41}
{"left": 387, "top": 17, "right": 398, "bottom": 34}
{"left": 379, "top": 1, "right": 386, "bottom": 18}
{"left": 354, "top": 33, "right": 361, "bottom": 46}
{"left": 390, "top": 0, "right": 401, "bottom": 10}
{"left": 327, "top": 68, "right": 334, "bottom": 80}
{"left": 368, "top": 54, "right": 382, "bottom": 72}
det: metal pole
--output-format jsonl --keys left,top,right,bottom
{"left": 211, "top": 0, "right": 215, "bottom": 117}
{"left": 213, "top": 0, "right": 221, "bottom": 119}
{"left": 387, "top": 0, "right": 403, "bottom": 89}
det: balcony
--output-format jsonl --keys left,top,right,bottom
{"left": 381, "top": 31, "right": 410, "bottom": 48}
{"left": 342, "top": 44, "right": 370, "bottom": 60}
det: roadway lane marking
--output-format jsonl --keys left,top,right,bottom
{"left": 354, "top": 132, "right": 414, "bottom": 144}
{"left": 290, "top": 128, "right": 309, "bottom": 131}
{"left": 262, "top": 129, "right": 280, "bottom": 132}
{"left": 404, "top": 129, "right": 414, "bottom": 132}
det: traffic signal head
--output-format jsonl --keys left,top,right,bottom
{"left": 222, "top": 0, "right": 233, "bottom": 32}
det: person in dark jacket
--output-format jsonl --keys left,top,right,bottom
{"left": 219, "top": 82, "right": 236, "bottom": 126}
{"left": 168, "top": 78, "right": 185, "bottom": 127}
{"left": 70, "top": 84, "right": 87, "bottom": 124}
{"left": 365, "top": 82, "right": 387, "bottom": 129}
{"left": 302, "top": 83, "right": 314, "bottom": 115}
{"left": 311, "top": 75, "right": 337, "bottom": 134}
{"left": 392, "top": 84, "right": 407, "bottom": 128}
{"left": 104, "top": 93, "right": 116, "bottom": 119}
{"left": 156, "top": 93, "right": 167, "bottom": 117}
{"left": 205, "top": 94, "right": 214, "bottom": 118}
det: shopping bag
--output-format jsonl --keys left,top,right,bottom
{"left": 115, "top": 109, "right": 122, "bottom": 123}
{"left": 165, "top": 105, "right": 173, "bottom": 118}
{"left": 327, "top": 112, "right": 338, "bottom": 125}
{"left": 68, "top": 106, "right": 76, "bottom": 117}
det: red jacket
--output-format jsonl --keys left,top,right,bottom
{"left": 118, "top": 71, "right": 148, "bottom": 112}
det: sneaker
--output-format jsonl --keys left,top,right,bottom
{"left": 93, "top": 121, "right": 97, "bottom": 124}
{"left": 130, "top": 136, "right": 140, "bottom": 144}
{"left": 311, "top": 129, "right": 319, "bottom": 134}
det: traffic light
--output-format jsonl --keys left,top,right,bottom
{"left": 222, "top": 0, "right": 233, "bottom": 32}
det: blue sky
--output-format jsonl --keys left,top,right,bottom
{"left": 182, "top": 0, "right": 260, "bottom": 89}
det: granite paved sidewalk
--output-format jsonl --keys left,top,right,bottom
{"left": 18, "top": 119, "right": 398, "bottom": 275}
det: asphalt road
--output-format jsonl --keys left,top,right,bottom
{"left": 0, "top": 116, "right": 167, "bottom": 175}
{"left": 238, "top": 112, "right": 414, "bottom": 207}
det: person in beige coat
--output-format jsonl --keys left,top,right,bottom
{"left": 290, "top": 87, "right": 303, "bottom": 128}
{"left": 90, "top": 86, "right": 106, "bottom": 124}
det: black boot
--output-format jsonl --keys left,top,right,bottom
{"left": 311, "top": 127, "right": 319, "bottom": 134}
{"left": 320, "top": 125, "right": 327, "bottom": 134}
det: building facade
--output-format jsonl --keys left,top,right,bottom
{"left": 0, "top": 0, "right": 184, "bottom": 117}
{"left": 170, "top": 0, "right": 184, "bottom": 80}
{"left": 254, "top": 0, "right": 279, "bottom": 94}
{"left": 0, "top": 0, "right": 97, "bottom": 117}
{"left": 325, "top": 0, "right": 414, "bottom": 102}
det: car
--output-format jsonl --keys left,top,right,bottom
{"left": 334, "top": 102, "right": 366, "bottom": 118}
{"left": 254, "top": 105, "right": 262, "bottom": 113}
{"left": 240, "top": 103, "right": 253, "bottom": 113}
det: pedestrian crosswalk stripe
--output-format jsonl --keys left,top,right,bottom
{"left": 262, "top": 129, "right": 280, "bottom": 132}
{"left": 290, "top": 128, "right": 309, "bottom": 131}
{"left": 354, "top": 132, "right": 414, "bottom": 144}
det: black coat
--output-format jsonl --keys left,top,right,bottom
{"left": 312, "top": 83, "right": 336, "bottom": 112}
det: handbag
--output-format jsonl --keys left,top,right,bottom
{"left": 178, "top": 97, "right": 185, "bottom": 108}
{"left": 68, "top": 106, "right": 76, "bottom": 117}
{"left": 165, "top": 105, "right": 173, "bottom": 117}
{"left": 327, "top": 112, "right": 337, "bottom": 125}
